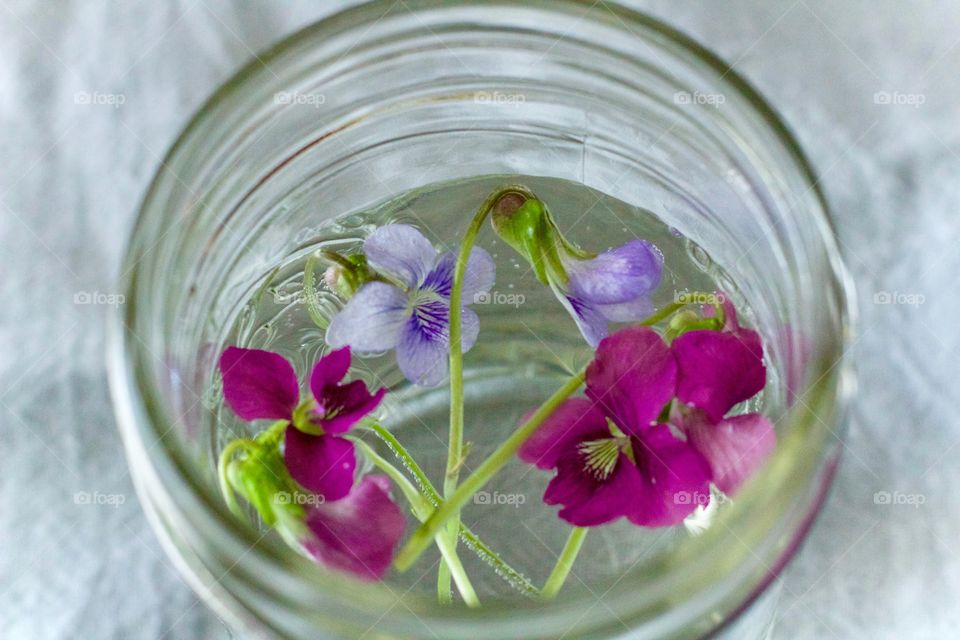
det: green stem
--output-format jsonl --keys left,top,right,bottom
{"left": 395, "top": 367, "right": 586, "bottom": 571}
{"left": 352, "top": 438, "right": 480, "bottom": 607}
{"left": 363, "top": 422, "right": 539, "bottom": 596}
{"left": 218, "top": 438, "right": 255, "bottom": 517}
{"left": 442, "top": 187, "right": 533, "bottom": 600}
{"left": 541, "top": 527, "right": 588, "bottom": 599}
{"left": 303, "top": 252, "right": 329, "bottom": 329}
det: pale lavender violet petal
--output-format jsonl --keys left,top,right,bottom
{"left": 559, "top": 294, "right": 609, "bottom": 348}
{"left": 394, "top": 298, "right": 479, "bottom": 387}
{"left": 283, "top": 429, "right": 356, "bottom": 501}
{"left": 684, "top": 410, "right": 776, "bottom": 495}
{"left": 303, "top": 475, "right": 406, "bottom": 581}
{"left": 421, "top": 247, "right": 496, "bottom": 302}
{"left": 325, "top": 282, "right": 409, "bottom": 353}
{"left": 673, "top": 328, "right": 766, "bottom": 422}
{"left": 595, "top": 296, "right": 655, "bottom": 323}
{"left": 565, "top": 239, "right": 663, "bottom": 305}
{"left": 363, "top": 224, "right": 436, "bottom": 289}
{"left": 219, "top": 347, "right": 299, "bottom": 421}
{"left": 585, "top": 326, "right": 677, "bottom": 436}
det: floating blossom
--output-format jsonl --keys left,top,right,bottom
{"left": 326, "top": 224, "right": 495, "bottom": 387}
{"left": 220, "top": 346, "right": 385, "bottom": 501}
{"left": 519, "top": 323, "right": 775, "bottom": 526}
{"left": 490, "top": 193, "right": 662, "bottom": 347}
{"left": 519, "top": 328, "right": 709, "bottom": 526}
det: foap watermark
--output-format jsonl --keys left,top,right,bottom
{"left": 74, "top": 91, "right": 126, "bottom": 109}
{"left": 873, "top": 90, "right": 925, "bottom": 108}
{"left": 473, "top": 91, "right": 526, "bottom": 107}
{"left": 873, "top": 490, "right": 925, "bottom": 508}
{"left": 674, "top": 90, "right": 725, "bottom": 108}
{"left": 74, "top": 291, "right": 125, "bottom": 307}
{"left": 274, "top": 90, "right": 326, "bottom": 108}
{"left": 473, "top": 290, "right": 526, "bottom": 307}
{"left": 275, "top": 491, "right": 326, "bottom": 507}
{"left": 674, "top": 290, "right": 725, "bottom": 306}
{"left": 74, "top": 491, "right": 126, "bottom": 508}
{"left": 473, "top": 490, "right": 526, "bottom": 508}
{"left": 873, "top": 290, "right": 924, "bottom": 307}
{"left": 673, "top": 490, "right": 711, "bottom": 506}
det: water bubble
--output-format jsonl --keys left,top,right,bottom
{"left": 685, "top": 239, "right": 713, "bottom": 272}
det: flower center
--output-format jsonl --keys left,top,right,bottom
{"left": 578, "top": 438, "right": 622, "bottom": 480}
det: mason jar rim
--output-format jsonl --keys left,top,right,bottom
{"left": 109, "top": 1, "right": 856, "bottom": 637}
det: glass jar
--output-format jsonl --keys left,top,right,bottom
{"left": 108, "top": 1, "right": 855, "bottom": 638}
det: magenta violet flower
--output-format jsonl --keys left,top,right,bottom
{"left": 325, "top": 224, "right": 496, "bottom": 387}
{"left": 519, "top": 323, "right": 775, "bottom": 527}
{"left": 220, "top": 346, "right": 385, "bottom": 501}
{"left": 490, "top": 195, "right": 662, "bottom": 347}
{"left": 298, "top": 475, "right": 407, "bottom": 581}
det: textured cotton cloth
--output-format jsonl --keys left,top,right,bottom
{"left": 1, "top": 2, "right": 957, "bottom": 638}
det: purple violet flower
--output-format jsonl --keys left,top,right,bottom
{"left": 519, "top": 324, "right": 775, "bottom": 527}
{"left": 325, "top": 224, "right": 495, "bottom": 387}
{"left": 557, "top": 240, "right": 664, "bottom": 347}
{"left": 489, "top": 193, "right": 662, "bottom": 347}
{"left": 220, "top": 346, "right": 385, "bottom": 501}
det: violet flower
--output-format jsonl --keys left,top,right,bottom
{"left": 325, "top": 224, "right": 495, "bottom": 387}
{"left": 299, "top": 475, "right": 406, "bottom": 581}
{"left": 519, "top": 324, "right": 775, "bottom": 527}
{"left": 220, "top": 346, "right": 385, "bottom": 501}
{"left": 490, "top": 195, "right": 662, "bottom": 347}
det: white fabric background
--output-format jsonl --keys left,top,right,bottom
{"left": 1, "top": 1, "right": 957, "bottom": 638}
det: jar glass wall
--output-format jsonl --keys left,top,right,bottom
{"left": 109, "top": 2, "right": 854, "bottom": 638}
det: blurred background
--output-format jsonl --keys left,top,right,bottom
{"left": 1, "top": 1, "right": 957, "bottom": 638}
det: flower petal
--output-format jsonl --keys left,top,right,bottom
{"left": 565, "top": 239, "right": 663, "bottom": 305}
{"left": 219, "top": 347, "right": 299, "bottom": 421}
{"left": 596, "top": 296, "right": 655, "bottom": 323}
{"left": 518, "top": 398, "right": 609, "bottom": 470}
{"left": 673, "top": 328, "right": 766, "bottom": 422}
{"left": 303, "top": 475, "right": 406, "bottom": 581}
{"left": 585, "top": 326, "right": 677, "bottom": 436}
{"left": 325, "top": 282, "right": 409, "bottom": 353}
{"left": 395, "top": 299, "right": 479, "bottom": 387}
{"left": 628, "top": 423, "right": 712, "bottom": 527}
{"left": 309, "top": 347, "right": 351, "bottom": 397}
{"left": 283, "top": 429, "right": 356, "bottom": 501}
{"left": 363, "top": 224, "right": 436, "bottom": 288}
{"left": 422, "top": 247, "right": 496, "bottom": 303}
{"left": 559, "top": 294, "right": 609, "bottom": 348}
{"left": 316, "top": 381, "right": 386, "bottom": 434}
{"left": 546, "top": 450, "right": 646, "bottom": 527}
{"left": 684, "top": 411, "right": 776, "bottom": 495}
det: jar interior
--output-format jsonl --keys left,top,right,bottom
{"left": 118, "top": 2, "right": 849, "bottom": 638}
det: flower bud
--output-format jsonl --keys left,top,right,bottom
{"left": 322, "top": 252, "right": 373, "bottom": 298}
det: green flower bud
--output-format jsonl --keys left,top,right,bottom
{"left": 322, "top": 252, "right": 375, "bottom": 298}
{"left": 489, "top": 188, "right": 592, "bottom": 287}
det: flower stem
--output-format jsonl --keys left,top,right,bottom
{"left": 443, "top": 186, "right": 539, "bottom": 599}
{"left": 351, "top": 438, "right": 480, "bottom": 607}
{"left": 541, "top": 527, "right": 588, "bottom": 599}
{"left": 363, "top": 422, "right": 540, "bottom": 596}
{"left": 394, "top": 367, "right": 586, "bottom": 572}
{"left": 218, "top": 438, "right": 255, "bottom": 517}
{"left": 302, "top": 252, "right": 329, "bottom": 330}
